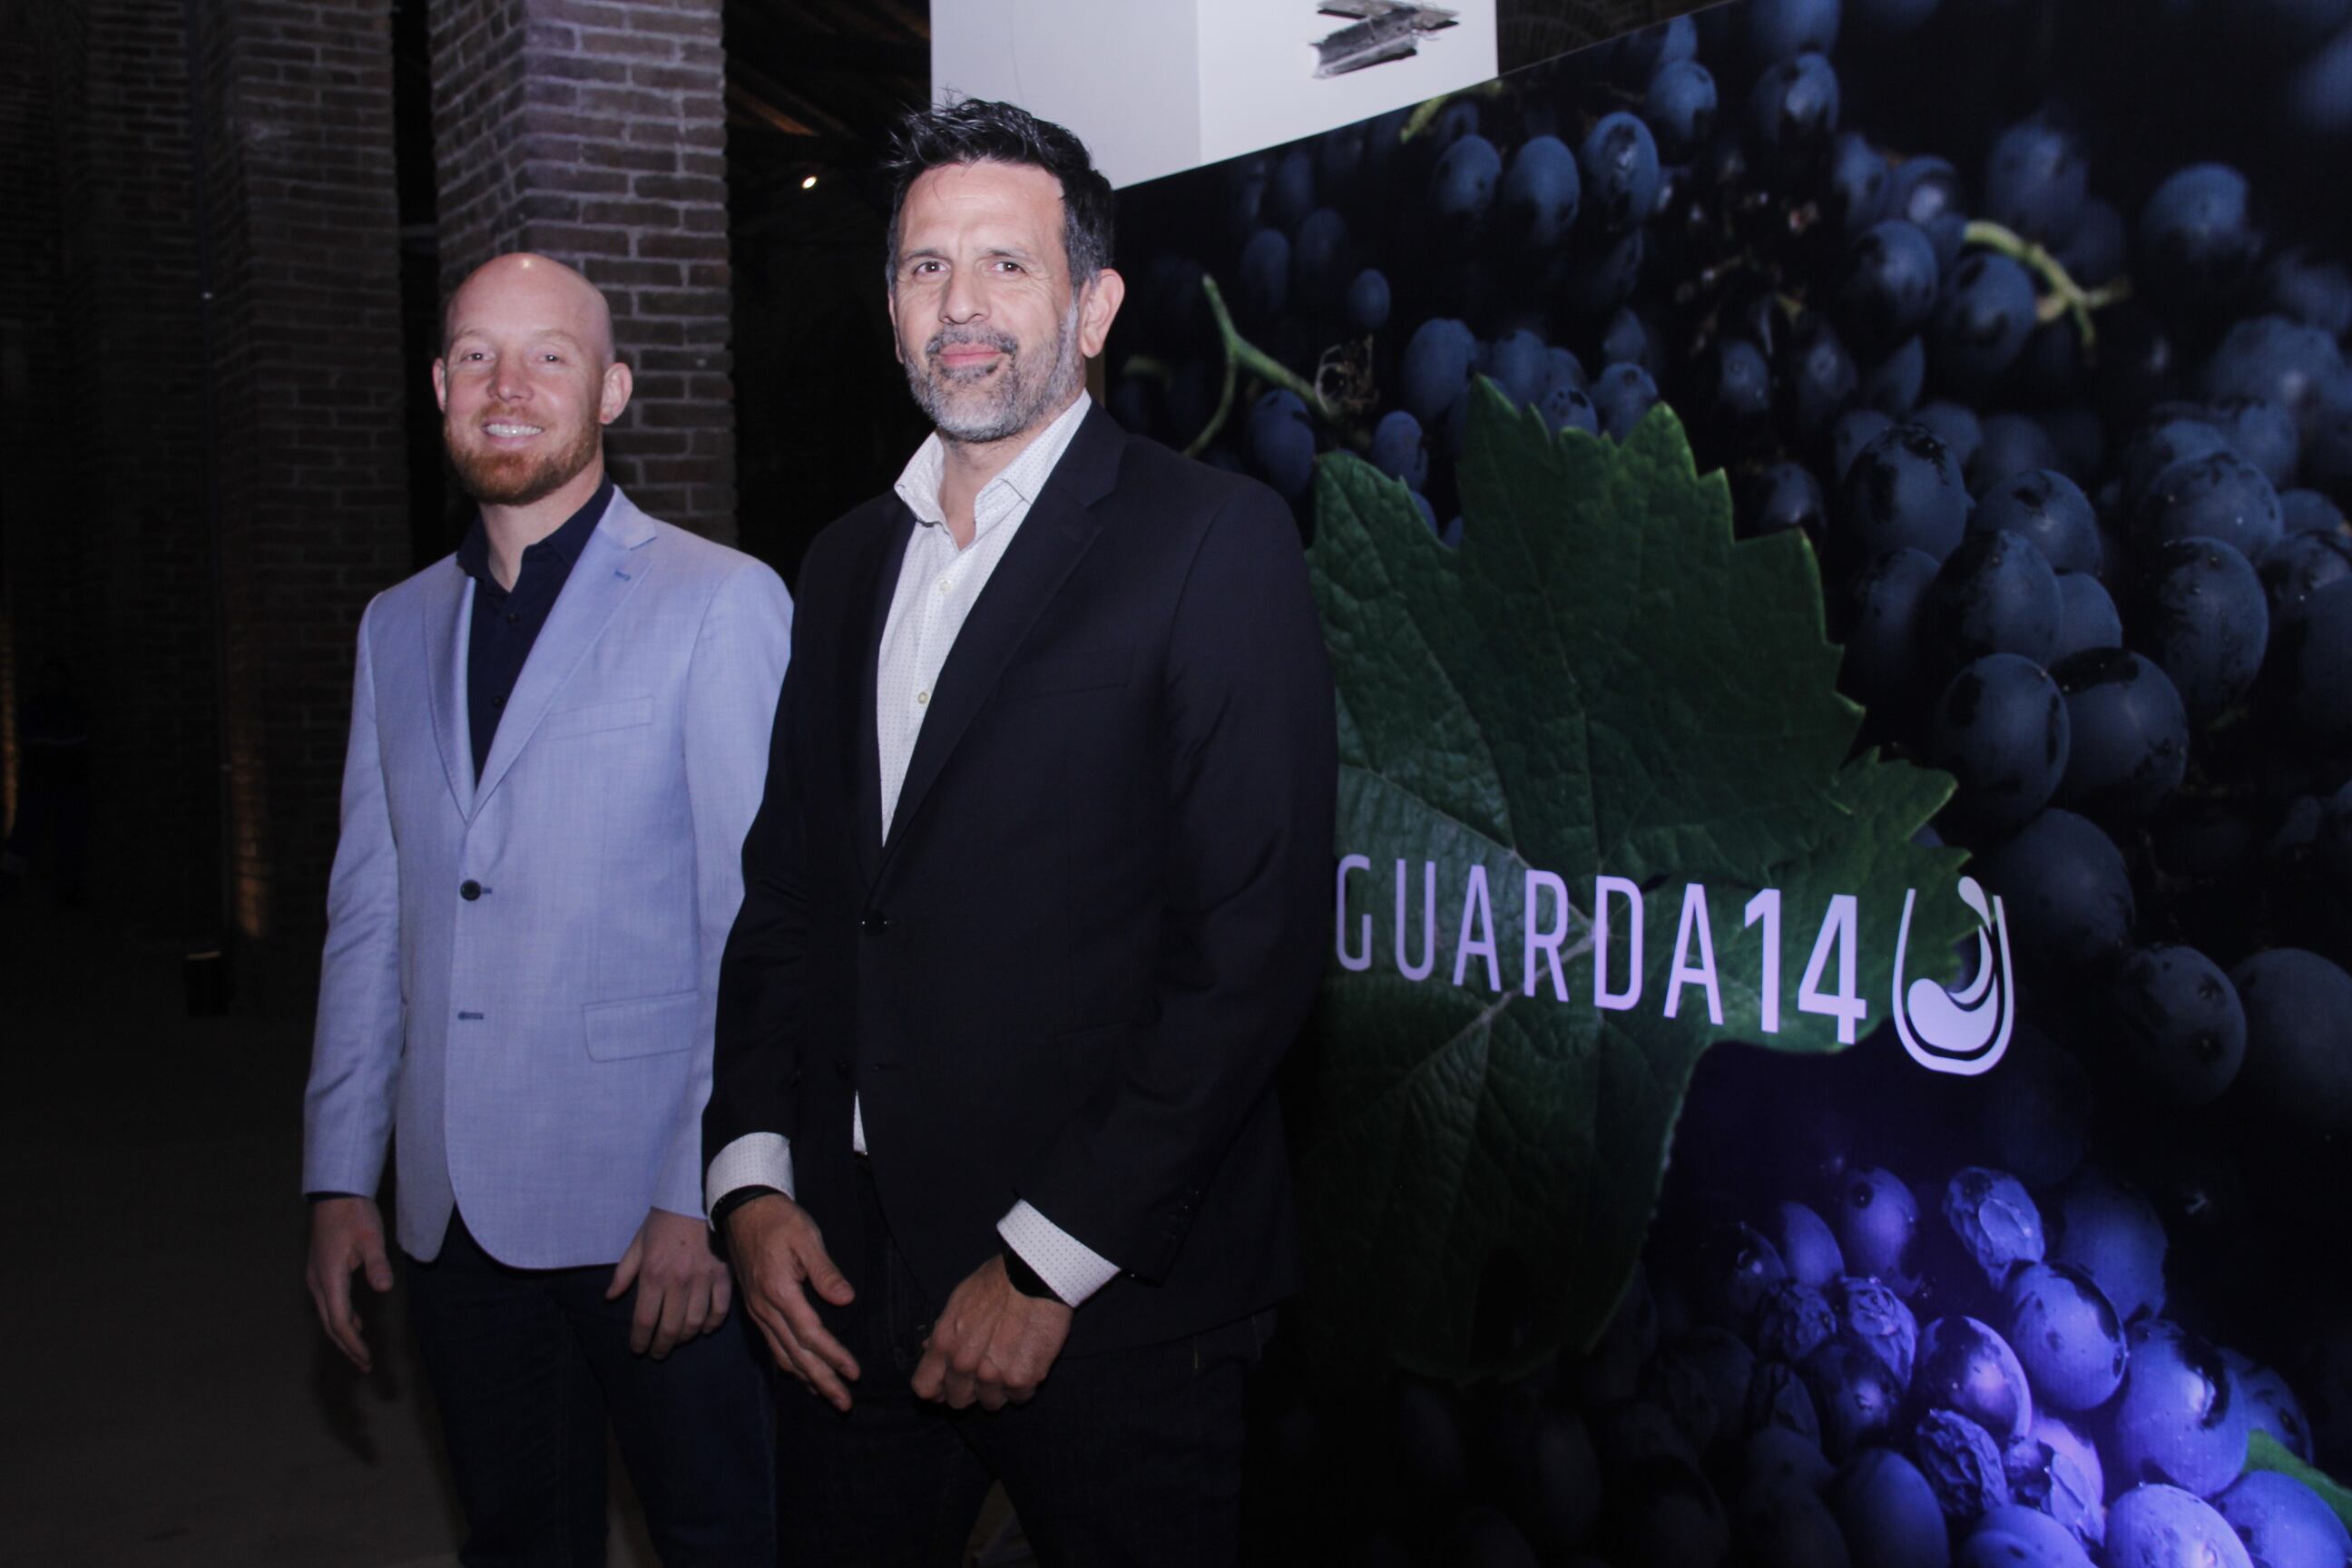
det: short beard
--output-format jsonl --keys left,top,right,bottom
{"left": 902, "top": 297, "right": 1085, "bottom": 446}
{"left": 446, "top": 410, "right": 602, "bottom": 507}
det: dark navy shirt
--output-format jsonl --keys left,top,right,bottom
{"left": 455, "top": 476, "right": 613, "bottom": 779}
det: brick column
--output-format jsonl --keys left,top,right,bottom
{"left": 193, "top": 0, "right": 411, "bottom": 963}
{"left": 428, "top": 0, "right": 736, "bottom": 541}
{"left": 51, "top": 0, "right": 220, "bottom": 934}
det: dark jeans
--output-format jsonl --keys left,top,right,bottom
{"left": 406, "top": 1211, "right": 776, "bottom": 1568}
{"left": 776, "top": 1159, "right": 1270, "bottom": 1568}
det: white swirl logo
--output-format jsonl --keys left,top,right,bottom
{"left": 1890, "top": 876, "right": 2014, "bottom": 1075}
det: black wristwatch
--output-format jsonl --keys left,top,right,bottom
{"left": 1000, "top": 1243, "right": 1062, "bottom": 1303}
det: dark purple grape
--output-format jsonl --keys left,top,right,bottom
{"left": 1578, "top": 112, "right": 1661, "bottom": 232}
{"left": 2260, "top": 530, "right": 2352, "bottom": 620}
{"left": 1913, "top": 1406, "right": 2012, "bottom": 1524}
{"left": 1747, "top": 1424, "right": 1836, "bottom": 1493}
{"left": 1611, "top": 11, "right": 1698, "bottom": 86}
{"left": 1862, "top": 337, "right": 1929, "bottom": 416}
{"left": 1975, "top": 807, "right": 2133, "bottom": 969}
{"left": 2135, "top": 164, "right": 2263, "bottom": 306}
{"left": 1838, "top": 423, "right": 1972, "bottom": 569}
{"left": 1826, "top": 131, "right": 1892, "bottom": 237}
{"left": 1370, "top": 410, "right": 1429, "bottom": 493}
{"left": 1747, "top": 461, "right": 1828, "bottom": 542}
{"left": 1765, "top": 1200, "right": 1847, "bottom": 1287}
{"left": 2112, "top": 1321, "right": 2249, "bottom": 1497}
{"left": 2128, "top": 536, "right": 2270, "bottom": 723}
{"left": 2134, "top": 449, "right": 2286, "bottom": 561}
{"left": 1837, "top": 1167, "right": 1925, "bottom": 1294}
{"left": 1592, "top": 361, "right": 1661, "bottom": 441}
{"left": 2272, "top": 576, "right": 2352, "bottom": 750}
{"left": 2048, "top": 1168, "right": 2167, "bottom": 1325}
{"left": 1749, "top": 0, "right": 1840, "bottom": 60}
{"left": 2217, "top": 1471, "right": 2351, "bottom": 1568}
{"left": 1644, "top": 61, "right": 1718, "bottom": 161}
{"left": 1941, "top": 1168, "right": 2046, "bottom": 1288}
{"left": 2208, "top": 398, "right": 2302, "bottom": 490}
{"left": 1964, "top": 1505, "right": 2093, "bottom": 1568}
{"left": 1433, "top": 134, "right": 1502, "bottom": 222}
{"left": 2003, "top": 1263, "right": 2127, "bottom": 1412}
{"left": 2121, "top": 413, "right": 2235, "bottom": 503}
{"left": 1565, "top": 1260, "right": 1657, "bottom": 1408}
{"left": 2111, "top": 946, "right": 2248, "bottom": 1107}
{"left": 1265, "top": 144, "right": 1316, "bottom": 230}
{"left": 2051, "top": 649, "right": 2190, "bottom": 819}
{"left": 1739, "top": 1473, "right": 1853, "bottom": 1568}
{"left": 1984, "top": 115, "right": 2086, "bottom": 248}
{"left": 1347, "top": 267, "right": 1391, "bottom": 334}
{"left": 1806, "top": 1338, "right": 1907, "bottom": 1461}
{"left": 1486, "top": 329, "right": 1550, "bottom": 407}
{"left": 2265, "top": 246, "right": 2352, "bottom": 338}
{"left": 1890, "top": 154, "right": 1970, "bottom": 269}
{"left": 1402, "top": 318, "right": 1477, "bottom": 425}
{"left": 1498, "top": 1403, "right": 1601, "bottom": 1555}
{"left": 1928, "top": 654, "right": 2071, "bottom": 837}
{"left": 1933, "top": 252, "right": 2038, "bottom": 394}
{"left": 1698, "top": 1220, "right": 1791, "bottom": 1328}
{"left": 2107, "top": 1484, "right": 2254, "bottom": 1568}
{"left": 1840, "top": 220, "right": 1942, "bottom": 358}
{"left": 2230, "top": 948, "right": 2352, "bottom": 1133}
{"left": 1702, "top": 336, "right": 1777, "bottom": 446}
{"left": 1975, "top": 470, "right": 2100, "bottom": 575}
{"left": 1920, "top": 530, "right": 2063, "bottom": 678}
{"left": 2203, "top": 315, "right": 2352, "bottom": 442}
{"left": 2028, "top": 1414, "right": 2105, "bottom": 1519}
{"left": 1749, "top": 52, "right": 1842, "bottom": 172}
{"left": 1238, "top": 227, "right": 1289, "bottom": 322}
{"left": 1915, "top": 1317, "right": 2035, "bottom": 1443}
{"left": 1501, "top": 134, "right": 1580, "bottom": 248}
{"left": 1779, "top": 314, "right": 1860, "bottom": 442}
{"left": 1832, "top": 1448, "right": 1950, "bottom": 1568}
{"left": 2224, "top": 1352, "right": 2317, "bottom": 1463}
{"left": 1292, "top": 207, "right": 1347, "bottom": 298}
{"left": 1600, "top": 307, "right": 1663, "bottom": 377}
{"left": 1245, "top": 389, "right": 1315, "bottom": 501}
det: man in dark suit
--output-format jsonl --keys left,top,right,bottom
{"left": 702, "top": 100, "right": 1336, "bottom": 1564}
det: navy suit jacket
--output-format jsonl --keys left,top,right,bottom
{"left": 705, "top": 407, "right": 1337, "bottom": 1355}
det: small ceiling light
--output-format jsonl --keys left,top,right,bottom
{"left": 801, "top": 174, "right": 818, "bottom": 190}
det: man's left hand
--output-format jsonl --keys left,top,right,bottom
{"left": 607, "top": 1207, "right": 733, "bottom": 1358}
{"left": 911, "top": 1254, "right": 1073, "bottom": 1411}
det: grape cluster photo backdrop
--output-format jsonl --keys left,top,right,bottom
{"left": 1102, "top": 0, "right": 2352, "bottom": 1563}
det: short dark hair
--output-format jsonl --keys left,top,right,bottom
{"left": 881, "top": 98, "right": 1115, "bottom": 289}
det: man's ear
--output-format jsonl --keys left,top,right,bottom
{"left": 599, "top": 360, "right": 633, "bottom": 425}
{"left": 885, "top": 285, "right": 906, "bottom": 367}
{"left": 431, "top": 358, "right": 448, "bottom": 412}
{"left": 1076, "top": 268, "right": 1125, "bottom": 360}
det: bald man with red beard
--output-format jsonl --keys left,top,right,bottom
{"left": 305, "top": 254, "right": 789, "bottom": 1566}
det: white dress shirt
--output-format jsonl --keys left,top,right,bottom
{"left": 706, "top": 395, "right": 1121, "bottom": 1308}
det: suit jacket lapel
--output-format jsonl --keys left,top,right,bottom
{"left": 851, "top": 505, "right": 916, "bottom": 890}
{"left": 423, "top": 559, "right": 476, "bottom": 819}
{"left": 474, "top": 493, "right": 657, "bottom": 808}
{"left": 877, "top": 407, "right": 1124, "bottom": 881}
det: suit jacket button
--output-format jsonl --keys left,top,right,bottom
{"left": 860, "top": 910, "right": 888, "bottom": 933}
{"left": 459, "top": 879, "right": 482, "bottom": 901}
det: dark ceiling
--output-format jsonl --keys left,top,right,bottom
{"left": 724, "top": 0, "right": 931, "bottom": 231}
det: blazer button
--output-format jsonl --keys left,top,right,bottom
{"left": 860, "top": 910, "right": 888, "bottom": 933}
{"left": 459, "top": 879, "right": 482, "bottom": 901}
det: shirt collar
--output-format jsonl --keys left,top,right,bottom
{"left": 891, "top": 395, "right": 1093, "bottom": 540}
{"left": 456, "top": 475, "right": 615, "bottom": 588}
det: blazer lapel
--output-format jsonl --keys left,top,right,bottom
{"left": 876, "top": 407, "right": 1124, "bottom": 880}
{"left": 850, "top": 505, "right": 917, "bottom": 889}
{"left": 422, "top": 559, "right": 476, "bottom": 819}
{"left": 474, "top": 494, "right": 657, "bottom": 808}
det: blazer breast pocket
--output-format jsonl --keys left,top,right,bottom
{"left": 539, "top": 695, "right": 654, "bottom": 741}
{"left": 993, "top": 646, "right": 1132, "bottom": 703}
{"left": 583, "top": 989, "right": 700, "bottom": 1060}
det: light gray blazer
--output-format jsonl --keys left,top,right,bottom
{"left": 302, "top": 487, "right": 792, "bottom": 1267}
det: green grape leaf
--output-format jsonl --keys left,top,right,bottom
{"left": 1296, "top": 382, "right": 1975, "bottom": 1382}
{"left": 2246, "top": 1430, "right": 2352, "bottom": 1534}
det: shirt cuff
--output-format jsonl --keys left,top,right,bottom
{"left": 705, "top": 1132, "right": 794, "bottom": 1220}
{"left": 997, "top": 1200, "right": 1121, "bottom": 1308}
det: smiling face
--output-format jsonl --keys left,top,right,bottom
{"left": 434, "top": 255, "right": 631, "bottom": 506}
{"left": 887, "top": 160, "right": 1122, "bottom": 448}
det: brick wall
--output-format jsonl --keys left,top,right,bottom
{"left": 428, "top": 0, "right": 736, "bottom": 541}
{"left": 194, "top": 0, "right": 410, "bottom": 960}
